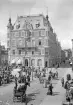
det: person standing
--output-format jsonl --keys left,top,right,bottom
{"left": 15, "top": 75, "right": 18, "bottom": 89}
{"left": 61, "top": 77, "right": 64, "bottom": 87}
{"left": 48, "top": 83, "right": 53, "bottom": 95}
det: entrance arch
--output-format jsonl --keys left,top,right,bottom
{"left": 45, "top": 61, "right": 48, "bottom": 67}
{"left": 25, "top": 59, "right": 28, "bottom": 66}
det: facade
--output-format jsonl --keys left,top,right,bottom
{"left": 7, "top": 14, "right": 61, "bottom": 69}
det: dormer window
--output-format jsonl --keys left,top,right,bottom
{"left": 36, "top": 23, "right": 40, "bottom": 28}
{"left": 16, "top": 24, "right": 20, "bottom": 29}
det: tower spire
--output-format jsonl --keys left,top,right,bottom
{"left": 46, "top": 7, "right": 49, "bottom": 20}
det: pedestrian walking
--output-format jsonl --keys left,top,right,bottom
{"left": 61, "top": 77, "right": 64, "bottom": 87}
{"left": 47, "top": 83, "right": 53, "bottom": 95}
{"left": 15, "top": 75, "right": 18, "bottom": 89}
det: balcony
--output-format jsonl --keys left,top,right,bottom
{"left": 17, "top": 44, "right": 37, "bottom": 50}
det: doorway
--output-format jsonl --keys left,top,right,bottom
{"left": 45, "top": 61, "right": 48, "bottom": 67}
{"left": 25, "top": 59, "right": 28, "bottom": 66}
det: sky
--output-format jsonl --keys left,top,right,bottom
{"left": 0, "top": 0, "right": 73, "bottom": 49}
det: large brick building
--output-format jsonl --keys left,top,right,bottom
{"left": 7, "top": 14, "right": 61, "bottom": 68}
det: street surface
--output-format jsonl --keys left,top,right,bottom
{"left": 0, "top": 63, "right": 72, "bottom": 105}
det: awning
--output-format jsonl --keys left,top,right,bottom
{"left": 11, "top": 68, "right": 21, "bottom": 77}
{"left": 11, "top": 59, "right": 16, "bottom": 64}
{"left": 16, "top": 59, "right": 22, "bottom": 65}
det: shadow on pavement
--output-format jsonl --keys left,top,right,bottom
{"left": 54, "top": 78, "right": 60, "bottom": 80}
{"left": 26, "top": 91, "right": 40, "bottom": 103}
{"left": 52, "top": 92, "right": 60, "bottom": 96}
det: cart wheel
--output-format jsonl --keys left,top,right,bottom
{"left": 23, "top": 94, "right": 26, "bottom": 102}
{"left": 21, "top": 96, "right": 23, "bottom": 102}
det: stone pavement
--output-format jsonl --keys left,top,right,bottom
{"left": 40, "top": 68, "right": 72, "bottom": 105}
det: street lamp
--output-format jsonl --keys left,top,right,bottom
{"left": 71, "top": 39, "right": 73, "bottom": 71}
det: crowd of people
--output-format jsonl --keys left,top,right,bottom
{"left": 0, "top": 66, "right": 13, "bottom": 86}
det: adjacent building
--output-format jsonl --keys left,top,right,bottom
{"left": 0, "top": 45, "right": 8, "bottom": 66}
{"left": 7, "top": 14, "right": 61, "bottom": 68}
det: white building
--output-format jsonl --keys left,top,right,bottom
{"left": 7, "top": 14, "right": 61, "bottom": 69}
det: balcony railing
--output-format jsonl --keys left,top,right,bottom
{"left": 17, "top": 44, "right": 37, "bottom": 50}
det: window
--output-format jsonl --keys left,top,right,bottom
{"left": 41, "top": 30, "right": 45, "bottom": 36}
{"left": 31, "top": 59, "right": 35, "bottom": 66}
{"left": 39, "top": 40, "right": 41, "bottom": 45}
{"left": 12, "top": 32, "right": 15, "bottom": 37}
{"left": 32, "top": 40, "right": 35, "bottom": 46}
{"left": 16, "top": 32, "right": 19, "bottom": 37}
{"left": 25, "top": 31, "right": 27, "bottom": 37}
{"left": 37, "top": 59, "right": 42, "bottom": 66}
{"left": 32, "top": 51, "right": 34, "bottom": 55}
{"left": 25, "top": 51, "right": 27, "bottom": 55}
{"left": 22, "top": 31, "right": 25, "bottom": 37}
{"left": 18, "top": 39, "right": 22, "bottom": 46}
{"left": 16, "top": 24, "right": 20, "bottom": 29}
{"left": 36, "top": 23, "right": 40, "bottom": 28}
{"left": 39, "top": 31, "right": 41, "bottom": 36}
{"left": 12, "top": 50, "right": 15, "bottom": 55}
{"left": 32, "top": 32, "right": 34, "bottom": 37}
{"left": 38, "top": 50, "right": 41, "bottom": 55}
{"left": 45, "top": 39, "right": 48, "bottom": 46}
{"left": 19, "top": 31, "right": 21, "bottom": 37}
{"left": 12, "top": 40, "right": 16, "bottom": 47}
{"left": 19, "top": 50, "right": 21, "bottom": 55}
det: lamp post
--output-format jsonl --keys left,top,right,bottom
{"left": 71, "top": 39, "right": 73, "bottom": 71}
